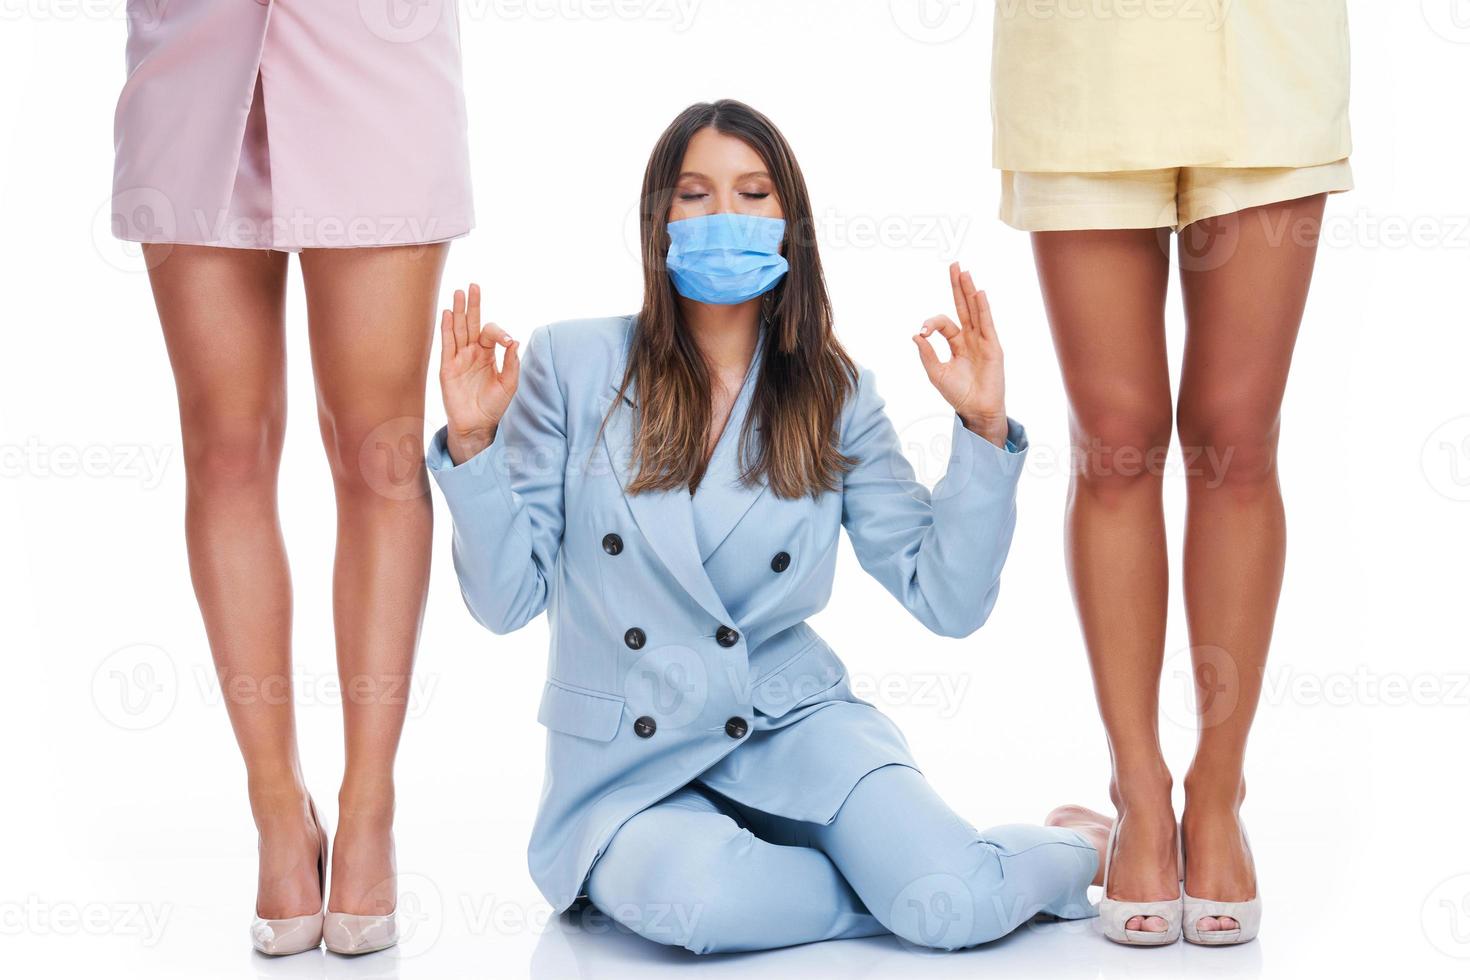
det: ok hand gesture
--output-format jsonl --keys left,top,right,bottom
{"left": 913, "top": 263, "right": 1009, "bottom": 448}
{"left": 439, "top": 283, "right": 519, "bottom": 465}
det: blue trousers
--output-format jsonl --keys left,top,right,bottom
{"left": 585, "top": 764, "right": 1098, "bottom": 954}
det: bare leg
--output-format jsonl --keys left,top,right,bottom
{"left": 1176, "top": 195, "right": 1326, "bottom": 929}
{"left": 1032, "top": 229, "right": 1178, "bottom": 931}
{"left": 298, "top": 244, "right": 448, "bottom": 915}
{"left": 145, "top": 244, "right": 321, "bottom": 919}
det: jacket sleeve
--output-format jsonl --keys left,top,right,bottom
{"left": 839, "top": 367, "right": 1028, "bottom": 638}
{"left": 427, "top": 325, "right": 566, "bottom": 634}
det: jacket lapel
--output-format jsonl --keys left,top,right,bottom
{"left": 600, "top": 389, "right": 733, "bottom": 627}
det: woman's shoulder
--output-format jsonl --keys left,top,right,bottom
{"left": 838, "top": 360, "right": 883, "bottom": 428}
{"left": 529, "top": 314, "right": 635, "bottom": 391}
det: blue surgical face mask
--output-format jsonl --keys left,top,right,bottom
{"left": 665, "top": 213, "right": 789, "bottom": 306}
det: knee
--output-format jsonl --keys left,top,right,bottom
{"left": 317, "top": 407, "right": 428, "bottom": 502}
{"left": 588, "top": 811, "right": 752, "bottom": 955}
{"left": 180, "top": 411, "right": 283, "bottom": 490}
{"left": 878, "top": 857, "right": 1022, "bottom": 951}
{"left": 1176, "top": 399, "right": 1281, "bottom": 491}
{"left": 1069, "top": 401, "right": 1174, "bottom": 502}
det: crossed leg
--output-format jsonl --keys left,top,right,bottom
{"left": 587, "top": 766, "right": 1099, "bottom": 954}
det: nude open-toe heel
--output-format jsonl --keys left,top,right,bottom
{"left": 1182, "top": 824, "right": 1262, "bottom": 946}
{"left": 251, "top": 799, "right": 327, "bottom": 956}
{"left": 1098, "top": 823, "right": 1183, "bottom": 946}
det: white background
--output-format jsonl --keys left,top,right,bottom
{"left": 2, "top": 1, "right": 1468, "bottom": 977}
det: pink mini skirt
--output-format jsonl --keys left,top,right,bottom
{"left": 111, "top": 0, "right": 475, "bottom": 251}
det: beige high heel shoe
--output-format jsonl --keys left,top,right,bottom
{"left": 250, "top": 799, "right": 327, "bottom": 956}
{"left": 1098, "top": 823, "right": 1183, "bottom": 946}
{"left": 323, "top": 832, "right": 399, "bottom": 956}
{"left": 1182, "top": 823, "right": 1262, "bottom": 945}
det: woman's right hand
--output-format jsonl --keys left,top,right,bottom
{"left": 439, "top": 283, "right": 519, "bottom": 465}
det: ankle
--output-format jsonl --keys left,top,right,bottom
{"left": 248, "top": 779, "right": 311, "bottom": 823}
{"left": 1183, "top": 770, "right": 1246, "bottom": 814}
{"left": 1110, "top": 766, "right": 1174, "bottom": 815}
{"left": 338, "top": 780, "right": 396, "bottom": 825}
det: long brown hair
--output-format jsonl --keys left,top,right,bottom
{"left": 614, "top": 99, "right": 857, "bottom": 500}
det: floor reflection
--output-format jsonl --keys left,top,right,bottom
{"left": 528, "top": 904, "right": 1264, "bottom": 979}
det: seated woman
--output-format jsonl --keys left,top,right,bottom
{"left": 428, "top": 99, "right": 1110, "bottom": 954}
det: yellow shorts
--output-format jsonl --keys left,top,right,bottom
{"left": 1000, "top": 160, "right": 1353, "bottom": 233}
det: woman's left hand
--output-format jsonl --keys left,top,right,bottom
{"left": 913, "top": 263, "right": 1009, "bottom": 448}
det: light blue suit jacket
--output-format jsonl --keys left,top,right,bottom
{"left": 429, "top": 315, "right": 1028, "bottom": 911}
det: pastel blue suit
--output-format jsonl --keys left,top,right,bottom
{"left": 429, "top": 316, "right": 1097, "bottom": 953}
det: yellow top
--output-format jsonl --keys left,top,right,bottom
{"left": 990, "top": 0, "right": 1352, "bottom": 172}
